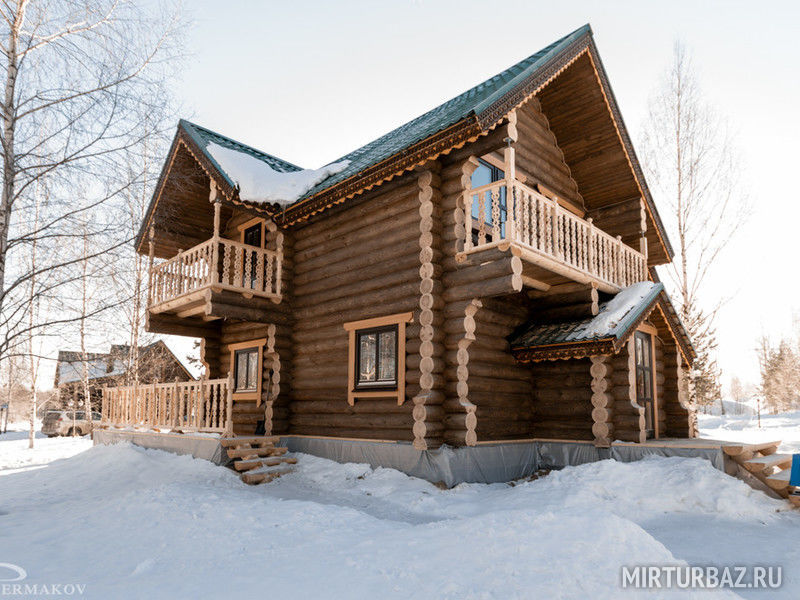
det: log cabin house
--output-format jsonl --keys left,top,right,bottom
{"left": 96, "top": 24, "right": 720, "bottom": 485}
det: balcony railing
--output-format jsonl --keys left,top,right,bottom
{"left": 149, "top": 237, "right": 282, "bottom": 310}
{"left": 463, "top": 179, "right": 646, "bottom": 290}
{"left": 101, "top": 376, "right": 233, "bottom": 434}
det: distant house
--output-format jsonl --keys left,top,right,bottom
{"left": 54, "top": 341, "right": 192, "bottom": 411}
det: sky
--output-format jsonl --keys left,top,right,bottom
{"left": 154, "top": 0, "right": 800, "bottom": 388}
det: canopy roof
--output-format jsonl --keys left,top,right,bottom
{"left": 138, "top": 24, "right": 673, "bottom": 264}
{"left": 511, "top": 282, "right": 695, "bottom": 363}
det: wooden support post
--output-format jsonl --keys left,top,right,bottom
{"left": 225, "top": 372, "right": 234, "bottom": 436}
{"left": 173, "top": 377, "right": 180, "bottom": 428}
{"left": 615, "top": 235, "right": 623, "bottom": 285}
{"left": 147, "top": 225, "right": 155, "bottom": 306}
{"left": 211, "top": 180, "right": 221, "bottom": 285}
{"left": 503, "top": 124, "right": 517, "bottom": 244}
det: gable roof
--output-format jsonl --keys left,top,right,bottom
{"left": 54, "top": 341, "right": 192, "bottom": 386}
{"left": 510, "top": 282, "right": 695, "bottom": 363}
{"left": 138, "top": 24, "right": 673, "bottom": 261}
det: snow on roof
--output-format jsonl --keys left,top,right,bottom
{"left": 206, "top": 142, "right": 349, "bottom": 207}
{"left": 575, "top": 281, "right": 659, "bottom": 340}
{"left": 57, "top": 357, "right": 127, "bottom": 385}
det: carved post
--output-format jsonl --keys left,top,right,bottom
{"left": 147, "top": 225, "right": 155, "bottom": 306}
{"left": 586, "top": 217, "right": 595, "bottom": 276}
{"left": 615, "top": 235, "right": 623, "bottom": 286}
{"left": 503, "top": 130, "right": 516, "bottom": 244}
{"left": 211, "top": 180, "right": 221, "bottom": 285}
{"left": 225, "top": 372, "right": 234, "bottom": 436}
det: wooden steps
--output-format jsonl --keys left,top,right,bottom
{"left": 221, "top": 435, "right": 295, "bottom": 485}
{"left": 723, "top": 440, "right": 797, "bottom": 504}
{"left": 741, "top": 453, "right": 792, "bottom": 473}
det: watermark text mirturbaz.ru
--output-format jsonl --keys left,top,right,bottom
{"left": 621, "top": 565, "right": 782, "bottom": 590}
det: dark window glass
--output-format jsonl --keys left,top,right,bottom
{"left": 355, "top": 325, "right": 398, "bottom": 390}
{"left": 234, "top": 348, "right": 259, "bottom": 392}
{"left": 242, "top": 224, "right": 262, "bottom": 289}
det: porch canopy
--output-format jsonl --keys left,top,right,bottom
{"left": 510, "top": 282, "right": 694, "bottom": 362}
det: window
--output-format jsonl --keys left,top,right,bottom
{"left": 240, "top": 220, "right": 264, "bottom": 289}
{"left": 634, "top": 331, "right": 655, "bottom": 438}
{"left": 356, "top": 326, "right": 398, "bottom": 389}
{"left": 228, "top": 338, "right": 267, "bottom": 399}
{"left": 344, "top": 312, "right": 413, "bottom": 406}
{"left": 470, "top": 158, "right": 506, "bottom": 242}
{"left": 234, "top": 347, "right": 259, "bottom": 392}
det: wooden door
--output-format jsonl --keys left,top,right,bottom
{"left": 634, "top": 331, "right": 655, "bottom": 439}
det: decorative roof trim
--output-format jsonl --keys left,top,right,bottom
{"left": 135, "top": 127, "right": 278, "bottom": 252}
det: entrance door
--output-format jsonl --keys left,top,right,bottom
{"left": 242, "top": 223, "right": 262, "bottom": 289}
{"left": 634, "top": 331, "right": 655, "bottom": 438}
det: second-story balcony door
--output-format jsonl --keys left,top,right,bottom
{"left": 470, "top": 159, "right": 506, "bottom": 245}
{"left": 242, "top": 223, "right": 262, "bottom": 290}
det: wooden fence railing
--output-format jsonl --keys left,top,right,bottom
{"left": 149, "top": 237, "right": 282, "bottom": 308}
{"left": 101, "top": 376, "right": 234, "bottom": 434}
{"left": 463, "top": 179, "right": 647, "bottom": 290}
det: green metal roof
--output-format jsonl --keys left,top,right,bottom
{"left": 510, "top": 283, "right": 665, "bottom": 350}
{"left": 299, "top": 24, "right": 592, "bottom": 200}
{"left": 178, "top": 25, "right": 592, "bottom": 206}
{"left": 179, "top": 119, "right": 302, "bottom": 191}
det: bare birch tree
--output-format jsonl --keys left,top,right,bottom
{"left": 641, "top": 42, "right": 749, "bottom": 411}
{"left": 0, "top": 0, "right": 184, "bottom": 366}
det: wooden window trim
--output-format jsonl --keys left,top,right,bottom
{"left": 237, "top": 217, "right": 266, "bottom": 248}
{"left": 228, "top": 338, "right": 267, "bottom": 401}
{"left": 343, "top": 312, "right": 413, "bottom": 406}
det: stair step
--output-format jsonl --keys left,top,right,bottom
{"left": 233, "top": 452, "right": 292, "bottom": 472}
{"left": 220, "top": 435, "right": 280, "bottom": 447}
{"left": 723, "top": 440, "right": 781, "bottom": 457}
{"left": 241, "top": 468, "right": 293, "bottom": 485}
{"left": 226, "top": 445, "right": 277, "bottom": 459}
{"left": 765, "top": 467, "right": 792, "bottom": 491}
{"left": 743, "top": 453, "right": 793, "bottom": 473}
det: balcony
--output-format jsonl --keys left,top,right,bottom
{"left": 459, "top": 179, "right": 646, "bottom": 293}
{"left": 147, "top": 237, "right": 282, "bottom": 321}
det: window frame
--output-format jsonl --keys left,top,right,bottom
{"left": 234, "top": 347, "right": 260, "bottom": 393}
{"left": 228, "top": 338, "right": 267, "bottom": 401}
{"left": 354, "top": 324, "right": 399, "bottom": 391}
{"left": 343, "top": 312, "right": 413, "bottom": 406}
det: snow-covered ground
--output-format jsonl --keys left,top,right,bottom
{"left": 2, "top": 419, "right": 799, "bottom": 599}
{"left": 699, "top": 410, "right": 800, "bottom": 454}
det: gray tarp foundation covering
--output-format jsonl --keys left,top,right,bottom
{"left": 94, "top": 429, "right": 227, "bottom": 465}
{"left": 94, "top": 429, "right": 726, "bottom": 486}
{"left": 281, "top": 437, "right": 726, "bottom": 487}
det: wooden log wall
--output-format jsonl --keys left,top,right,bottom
{"left": 610, "top": 337, "right": 647, "bottom": 443}
{"left": 288, "top": 176, "right": 419, "bottom": 441}
{"left": 650, "top": 309, "right": 695, "bottom": 437}
{"left": 590, "top": 355, "right": 614, "bottom": 446}
{"left": 529, "top": 358, "right": 593, "bottom": 440}
{"left": 588, "top": 199, "right": 647, "bottom": 260}
{"left": 514, "top": 99, "right": 584, "bottom": 211}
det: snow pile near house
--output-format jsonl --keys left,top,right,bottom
{"left": 206, "top": 142, "right": 349, "bottom": 206}
{"left": 580, "top": 281, "right": 657, "bottom": 338}
{"left": 5, "top": 432, "right": 795, "bottom": 599}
